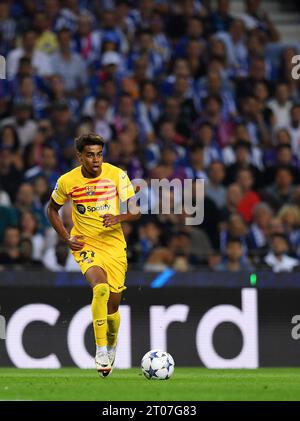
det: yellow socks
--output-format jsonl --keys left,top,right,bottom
{"left": 92, "top": 283, "right": 110, "bottom": 347}
{"left": 91, "top": 284, "right": 120, "bottom": 349}
{"left": 107, "top": 310, "right": 120, "bottom": 347}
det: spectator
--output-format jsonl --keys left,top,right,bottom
{"left": 17, "top": 238, "right": 44, "bottom": 269}
{"left": 0, "top": 226, "right": 21, "bottom": 265}
{"left": 172, "top": 210, "right": 213, "bottom": 263}
{"left": 209, "top": 0, "right": 234, "bottom": 33}
{"left": 153, "top": 145, "right": 187, "bottom": 182}
{"left": 206, "top": 160, "right": 227, "bottom": 210}
{"left": 253, "top": 81, "right": 274, "bottom": 131}
{"left": 144, "top": 246, "right": 174, "bottom": 271}
{"left": 184, "top": 144, "right": 207, "bottom": 180}
{"left": 121, "top": 220, "right": 138, "bottom": 266}
{"left": 175, "top": 15, "right": 205, "bottom": 58}
{"left": 0, "top": 148, "right": 23, "bottom": 202}
{"left": 128, "top": 29, "right": 164, "bottom": 78}
{"left": 264, "top": 233, "right": 299, "bottom": 272}
{"left": 0, "top": 1, "right": 16, "bottom": 55}
{"left": 215, "top": 18, "right": 248, "bottom": 78}
{"left": 236, "top": 56, "right": 272, "bottom": 99}
{"left": 19, "top": 211, "right": 45, "bottom": 261}
{"left": 150, "top": 11, "right": 171, "bottom": 63}
{"left": 214, "top": 238, "right": 253, "bottom": 272}
{"left": 222, "top": 123, "right": 263, "bottom": 170}
{"left": 0, "top": 206, "right": 18, "bottom": 243}
{"left": 263, "top": 144, "right": 300, "bottom": 186}
{"left": 277, "top": 205, "right": 300, "bottom": 257}
{"left": 0, "top": 102, "right": 38, "bottom": 150}
{"left": 196, "top": 94, "right": 235, "bottom": 148}
{"left": 74, "top": 12, "right": 100, "bottom": 65}
{"left": 7, "top": 28, "right": 53, "bottom": 80}
{"left": 0, "top": 184, "right": 11, "bottom": 208}
{"left": 51, "top": 27, "right": 88, "bottom": 97}
{"left": 238, "top": 95, "right": 270, "bottom": 146}
{"left": 196, "top": 69, "right": 237, "bottom": 118}
{"left": 267, "top": 83, "right": 293, "bottom": 129}
{"left": 136, "top": 80, "right": 161, "bottom": 141}
{"left": 48, "top": 75, "right": 79, "bottom": 119}
{"left": 0, "top": 124, "right": 23, "bottom": 170}
{"left": 263, "top": 166, "right": 296, "bottom": 211}
{"left": 287, "top": 104, "right": 300, "bottom": 160}
{"left": 219, "top": 213, "right": 249, "bottom": 257}
{"left": 268, "top": 216, "right": 285, "bottom": 235}
{"left": 42, "top": 240, "right": 79, "bottom": 271}
{"left": 53, "top": 0, "right": 82, "bottom": 34}
{"left": 50, "top": 102, "right": 77, "bottom": 169}
{"left": 44, "top": 0, "right": 60, "bottom": 29}
{"left": 93, "top": 96, "right": 113, "bottom": 142}
{"left": 13, "top": 75, "right": 49, "bottom": 120}
{"left": 236, "top": 167, "right": 261, "bottom": 223}
{"left": 195, "top": 122, "right": 222, "bottom": 167}
{"left": 169, "top": 231, "right": 203, "bottom": 267}
{"left": 33, "top": 175, "right": 52, "bottom": 214}
{"left": 112, "top": 93, "right": 136, "bottom": 136}
{"left": 225, "top": 140, "right": 263, "bottom": 186}
{"left": 173, "top": 75, "right": 197, "bottom": 131}
{"left": 136, "top": 219, "right": 163, "bottom": 266}
{"left": 220, "top": 183, "right": 243, "bottom": 222}
{"left": 117, "top": 131, "right": 144, "bottom": 180}
{"left": 24, "top": 145, "right": 60, "bottom": 190}
{"left": 238, "top": 0, "right": 280, "bottom": 42}
{"left": 33, "top": 10, "right": 58, "bottom": 54}
{"left": 185, "top": 38, "right": 206, "bottom": 80}
{"left": 160, "top": 97, "right": 190, "bottom": 142}
{"left": 14, "top": 182, "right": 48, "bottom": 232}
{"left": 97, "top": 8, "right": 128, "bottom": 55}
{"left": 248, "top": 202, "right": 274, "bottom": 252}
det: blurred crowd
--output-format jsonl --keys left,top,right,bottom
{"left": 1, "top": 0, "right": 300, "bottom": 273}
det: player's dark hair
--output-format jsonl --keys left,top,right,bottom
{"left": 75, "top": 133, "right": 105, "bottom": 152}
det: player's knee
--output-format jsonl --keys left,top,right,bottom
{"left": 87, "top": 267, "right": 107, "bottom": 287}
{"left": 93, "top": 282, "right": 110, "bottom": 300}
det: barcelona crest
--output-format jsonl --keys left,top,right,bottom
{"left": 85, "top": 185, "right": 96, "bottom": 196}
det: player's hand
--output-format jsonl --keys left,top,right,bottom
{"left": 103, "top": 214, "right": 121, "bottom": 227}
{"left": 66, "top": 235, "right": 85, "bottom": 251}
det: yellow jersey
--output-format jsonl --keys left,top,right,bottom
{"left": 51, "top": 163, "right": 135, "bottom": 255}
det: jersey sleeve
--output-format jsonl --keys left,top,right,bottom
{"left": 51, "top": 176, "right": 68, "bottom": 205}
{"left": 117, "top": 170, "right": 135, "bottom": 202}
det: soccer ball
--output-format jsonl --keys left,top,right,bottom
{"left": 141, "top": 349, "right": 175, "bottom": 380}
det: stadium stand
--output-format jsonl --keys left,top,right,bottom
{"left": 1, "top": 0, "right": 300, "bottom": 273}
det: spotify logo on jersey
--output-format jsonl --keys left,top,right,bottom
{"left": 76, "top": 204, "right": 86, "bottom": 214}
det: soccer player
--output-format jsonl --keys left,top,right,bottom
{"left": 47, "top": 133, "right": 140, "bottom": 377}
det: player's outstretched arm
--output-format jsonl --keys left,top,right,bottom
{"left": 47, "top": 198, "right": 85, "bottom": 251}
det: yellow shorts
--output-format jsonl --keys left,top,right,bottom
{"left": 72, "top": 246, "right": 128, "bottom": 293}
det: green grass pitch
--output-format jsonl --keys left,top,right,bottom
{"left": 1, "top": 368, "right": 300, "bottom": 401}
